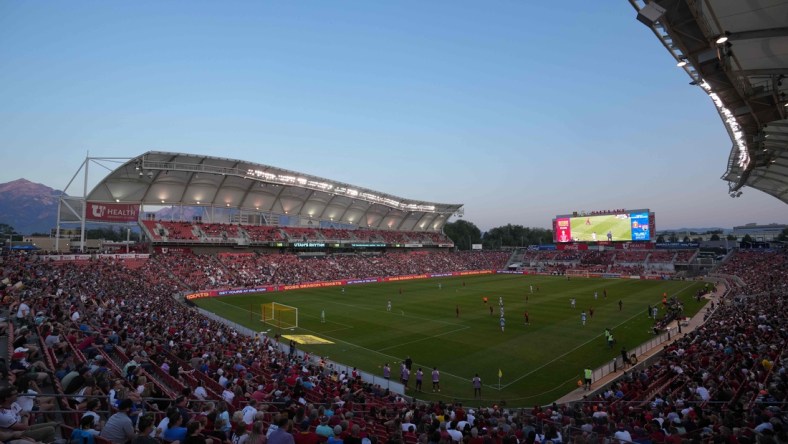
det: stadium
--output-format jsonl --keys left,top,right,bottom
{"left": 2, "top": 2, "right": 788, "bottom": 444}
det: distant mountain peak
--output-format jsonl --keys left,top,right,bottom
{"left": 0, "top": 178, "right": 65, "bottom": 234}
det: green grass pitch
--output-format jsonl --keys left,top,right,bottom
{"left": 194, "top": 274, "right": 705, "bottom": 406}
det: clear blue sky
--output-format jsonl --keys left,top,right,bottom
{"left": 1, "top": 1, "right": 786, "bottom": 231}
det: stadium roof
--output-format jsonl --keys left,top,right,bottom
{"left": 82, "top": 151, "right": 463, "bottom": 231}
{"left": 630, "top": 0, "right": 788, "bottom": 204}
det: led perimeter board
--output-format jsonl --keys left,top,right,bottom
{"left": 553, "top": 210, "right": 653, "bottom": 243}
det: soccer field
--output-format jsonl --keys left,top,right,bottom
{"left": 194, "top": 274, "right": 705, "bottom": 406}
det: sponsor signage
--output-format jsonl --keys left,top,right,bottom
{"left": 154, "top": 246, "right": 192, "bottom": 254}
{"left": 292, "top": 242, "right": 326, "bottom": 248}
{"left": 655, "top": 242, "right": 699, "bottom": 249}
{"left": 217, "top": 286, "right": 272, "bottom": 296}
{"left": 281, "top": 280, "right": 342, "bottom": 290}
{"left": 346, "top": 278, "right": 381, "bottom": 285}
{"left": 437, "top": 243, "right": 454, "bottom": 248}
{"left": 350, "top": 243, "right": 386, "bottom": 248}
{"left": 86, "top": 201, "right": 140, "bottom": 222}
{"left": 44, "top": 254, "right": 149, "bottom": 261}
{"left": 404, "top": 243, "right": 423, "bottom": 248}
{"left": 616, "top": 242, "right": 655, "bottom": 250}
{"left": 556, "top": 243, "right": 588, "bottom": 250}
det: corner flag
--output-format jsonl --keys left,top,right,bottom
{"left": 498, "top": 368, "right": 503, "bottom": 378}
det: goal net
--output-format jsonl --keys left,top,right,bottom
{"left": 565, "top": 269, "right": 590, "bottom": 278}
{"left": 261, "top": 302, "right": 299, "bottom": 329}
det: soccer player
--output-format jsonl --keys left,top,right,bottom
{"left": 607, "top": 230, "right": 613, "bottom": 241}
{"left": 589, "top": 307, "right": 594, "bottom": 318}
{"left": 321, "top": 309, "right": 326, "bottom": 323}
{"left": 591, "top": 232, "right": 597, "bottom": 241}
{"left": 387, "top": 300, "right": 392, "bottom": 312}
{"left": 415, "top": 368, "right": 423, "bottom": 392}
{"left": 499, "top": 296, "right": 503, "bottom": 306}
{"left": 472, "top": 374, "right": 482, "bottom": 398}
{"left": 489, "top": 306, "right": 493, "bottom": 316}
{"left": 584, "top": 367, "right": 592, "bottom": 390}
{"left": 618, "top": 299, "right": 623, "bottom": 311}
{"left": 571, "top": 298, "right": 576, "bottom": 309}
{"left": 524, "top": 311, "right": 529, "bottom": 325}
{"left": 499, "top": 316, "right": 505, "bottom": 332}
{"left": 581, "top": 311, "right": 587, "bottom": 326}
{"left": 341, "top": 287, "right": 345, "bottom": 294}
{"left": 604, "top": 289, "right": 608, "bottom": 299}
{"left": 456, "top": 305, "right": 459, "bottom": 318}
{"left": 652, "top": 306, "right": 658, "bottom": 319}
{"left": 383, "top": 363, "right": 390, "bottom": 380}
{"left": 438, "top": 283, "right": 442, "bottom": 290}
{"left": 499, "top": 306, "right": 505, "bottom": 317}
{"left": 594, "top": 291, "right": 598, "bottom": 300}
{"left": 432, "top": 367, "right": 440, "bottom": 392}
{"left": 529, "top": 285, "right": 534, "bottom": 294}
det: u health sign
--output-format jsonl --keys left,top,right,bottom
{"left": 86, "top": 202, "right": 140, "bottom": 222}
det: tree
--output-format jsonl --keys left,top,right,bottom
{"left": 443, "top": 220, "right": 482, "bottom": 251}
{"left": 668, "top": 232, "right": 679, "bottom": 242}
{"left": 482, "top": 224, "right": 553, "bottom": 249}
{"left": 742, "top": 234, "right": 754, "bottom": 243}
{"left": 777, "top": 228, "right": 788, "bottom": 242}
{"left": 726, "top": 234, "right": 737, "bottom": 241}
{"left": 656, "top": 235, "right": 665, "bottom": 243}
{"left": 683, "top": 236, "right": 691, "bottom": 242}
{"left": 710, "top": 234, "right": 720, "bottom": 241}
{"left": 0, "top": 223, "right": 16, "bottom": 236}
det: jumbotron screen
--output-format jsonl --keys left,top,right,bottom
{"left": 553, "top": 211, "right": 651, "bottom": 243}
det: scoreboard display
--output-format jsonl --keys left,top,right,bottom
{"left": 553, "top": 210, "right": 652, "bottom": 243}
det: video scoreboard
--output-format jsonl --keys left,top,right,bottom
{"left": 553, "top": 209, "right": 655, "bottom": 243}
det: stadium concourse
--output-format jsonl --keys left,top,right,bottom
{"left": 1, "top": 247, "right": 786, "bottom": 444}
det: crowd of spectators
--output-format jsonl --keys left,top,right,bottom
{"left": 149, "top": 251, "right": 510, "bottom": 290}
{"left": 139, "top": 223, "right": 453, "bottom": 246}
{"left": 1, "top": 247, "right": 786, "bottom": 444}
{"left": 716, "top": 250, "right": 788, "bottom": 295}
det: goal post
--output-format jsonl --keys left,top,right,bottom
{"left": 261, "top": 302, "right": 299, "bottom": 329}
{"left": 565, "top": 269, "right": 590, "bottom": 278}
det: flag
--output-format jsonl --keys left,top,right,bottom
{"left": 498, "top": 368, "right": 503, "bottom": 378}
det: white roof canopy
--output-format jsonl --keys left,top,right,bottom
{"left": 82, "top": 151, "right": 463, "bottom": 231}
{"left": 631, "top": 0, "right": 788, "bottom": 204}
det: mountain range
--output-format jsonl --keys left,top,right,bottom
{"left": 0, "top": 179, "right": 64, "bottom": 235}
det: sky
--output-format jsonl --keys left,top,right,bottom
{"left": 1, "top": 1, "right": 786, "bottom": 232}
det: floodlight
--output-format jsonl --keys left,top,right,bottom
{"left": 636, "top": 2, "right": 666, "bottom": 27}
{"left": 677, "top": 59, "right": 688, "bottom": 67}
{"left": 716, "top": 33, "right": 730, "bottom": 44}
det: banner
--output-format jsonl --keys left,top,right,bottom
{"left": 655, "top": 242, "right": 699, "bottom": 249}
{"left": 154, "top": 246, "right": 192, "bottom": 255}
{"left": 86, "top": 202, "right": 140, "bottom": 222}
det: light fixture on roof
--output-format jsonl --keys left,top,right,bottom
{"left": 636, "top": 2, "right": 666, "bottom": 27}
{"left": 115, "top": 199, "right": 120, "bottom": 203}
{"left": 716, "top": 32, "right": 730, "bottom": 44}
{"left": 676, "top": 58, "right": 688, "bottom": 67}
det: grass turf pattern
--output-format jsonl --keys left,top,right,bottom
{"left": 195, "top": 274, "right": 704, "bottom": 406}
